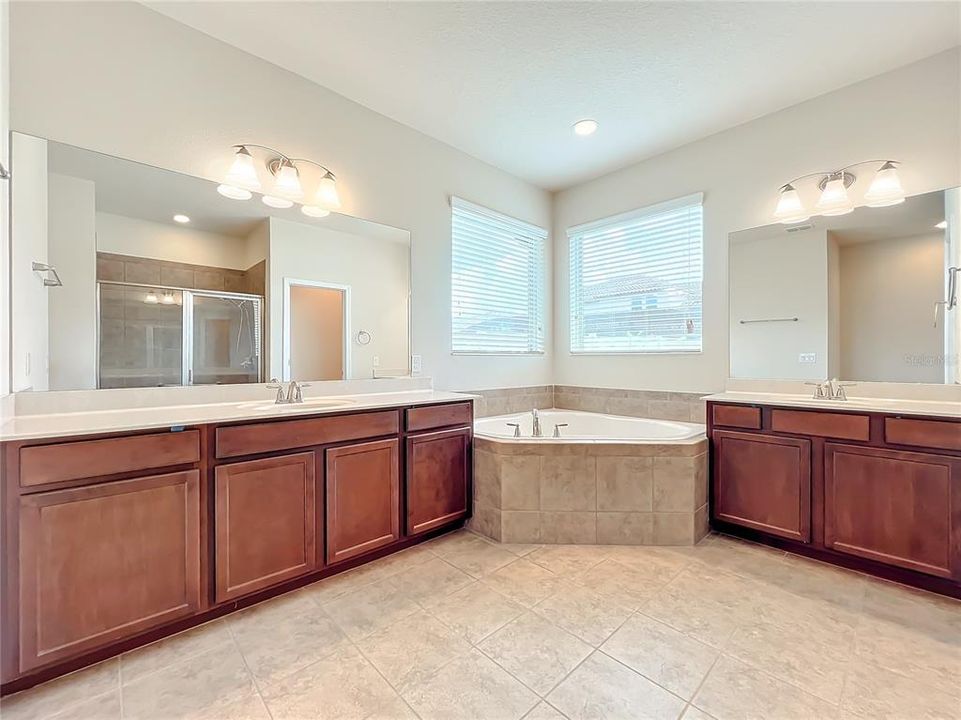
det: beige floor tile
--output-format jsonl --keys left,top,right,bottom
{"left": 525, "top": 701, "right": 570, "bottom": 719}
{"left": 688, "top": 534, "right": 789, "bottom": 580}
{"left": 121, "top": 619, "right": 233, "bottom": 685}
{"left": 861, "top": 578, "right": 961, "bottom": 638}
{"left": 680, "top": 707, "right": 716, "bottom": 720}
{"left": 501, "top": 543, "right": 543, "bottom": 556}
{"left": 534, "top": 585, "right": 632, "bottom": 646}
{"left": 479, "top": 612, "right": 593, "bottom": 695}
{"left": 428, "top": 529, "right": 493, "bottom": 556}
{"left": 302, "top": 561, "right": 393, "bottom": 605}
{"left": 403, "top": 648, "right": 540, "bottom": 720}
{"left": 547, "top": 651, "right": 686, "bottom": 720}
{"left": 441, "top": 537, "right": 518, "bottom": 578}
{"left": 725, "top": 618, "right": 853, "bottom": 704}
{"left": 602, "top": 546, "right": 690, "bottom": 581}
{"left": 50, "top": 690, "right": 122, "bottom": 720}
{"left": 391, "top": 556, "right": 475, "bottom": 607}
{"left": 229, "top": 599, "right": 351, "bottom": 685}
{"left": 367, "top": 694, "right": 421, "bottom": 720}
{"left": 324, "top": 575, "right": 421, "bottom": 640}
{"left": 854, "top": 614, "right": 961, "bottom": 691}
{"left": 693, "top": 655, "right": 840, "bottom": 720}
{"left": 260, "top": 644, "right": 400, "bottom": 720}
{"left": 357, "top": 610, "right": 471, "bottom": 691}
{"left": 0, "top": 659, "right": 119, "bottom": 720}
{"left": 748, "top": 551, "right": 868, "bottom": 611}
{"left": 840, "top": 659, "right": 961, "bottom": 719}
{"left": 601, "top": 613, "right": 718, "bottom": 700}
{"left": 430, "top": 582, "right": 526, "bottom": 643}
{"left": 571, "top": 558, "right": 673, "bottom": 610}
{"left": 482, "top": 558, "right": 565, "bottom": 607}
{"left": 121, "top": 644, "right": 255, "bottom": 720}
{"left": 526, "top": 545, "right": 611, "bottom": 576}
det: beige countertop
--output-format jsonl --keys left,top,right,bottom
{"left": 704, "top": 391, "right": 961, "bottom": 419}
{"left": 0, "top": 390, "right": 475, "bottom": 442}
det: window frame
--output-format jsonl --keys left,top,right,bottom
{"left": 450, "top": 196, "right": 547, "bottom": 356}
{"left": 567, "top": 192, "right": 704, "bottom": 356}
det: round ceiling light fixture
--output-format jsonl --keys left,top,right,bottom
{"left": 573, "top": 119, "right": 598, "bottom": 136}
{"left": 173, "top": 214, "right": 190, "bottom": 224}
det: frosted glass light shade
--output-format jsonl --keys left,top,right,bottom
{"left": 773, "top": 184, "right": 809, "bottom": 224}
{"left": 815, "top": 176, "right": 853, "bottom": 216}
{"left": 273, "top": 162, "right": 304, "bottom": 200}
{"left": 864, "top": 162, "right": 905, "bottom": 207}
{"left": 262, "top": 195, "right": 294, "bottom": 209}
{"left": 301, "top": 205, "right": 331, "bottom": 218}
{"left": 313, "top": 173, "right": 341, "bottom": 210}
{"left": 217, "top": 184, "right": 252, "bottom": 200}
{"left": 161, "top": 291, "right": 176, "bottom": 305}
{"left": 225, "top": 147, "right": 261, "bottom": 191}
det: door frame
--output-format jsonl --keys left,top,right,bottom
{"left": 282, "top": 277, "right": 351, "bottom": 382}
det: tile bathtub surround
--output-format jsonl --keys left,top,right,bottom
{"left": 4, "top": 530, "right": 958, "bottom": 720}
{"left": 462, "top": 386, "right": 555, "bottom": 418}
{"left": 470, "top": 436, "right": 709, "bottom": 545}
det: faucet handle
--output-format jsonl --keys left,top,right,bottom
{"left": 506, "top": 422, "right": 521, "bottom": 438}
{"left": 803, "top": 381, "right": 828, "bottom": 399}
{"left": 552, "top": 423, "right": 569, "bottom": 438}
{"left": 266, "top": 382, "right": 285, "bottom": 404}
{"left": 832, "top": 381, "right": 856, "bottom": 400}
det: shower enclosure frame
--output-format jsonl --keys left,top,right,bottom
{"left": 96, "top": 280, "right": 265, "bottom": 389}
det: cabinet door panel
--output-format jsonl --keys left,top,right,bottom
{"left": 215, "top": 453, "right": 317, "bottom": 603}
{"left": 407, "top": 428, "right": 470, "bottom": 536}
{"left": 326, "top": 439, "right": 400, "bottom": 564}
{"left": 824, "top": 444, "right": 961, "bottom": 579}
{"left": 713, "top": 430, "right": 812, "bottom": 542}
{"left": 18, "top": 471, "right": 201, "bottom": 672}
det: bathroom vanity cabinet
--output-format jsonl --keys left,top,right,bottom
{"left": 0, "top": 400, "right": 472, "bottom": 692}
{"left": 707, "top": 401, "right": 961, "bottom": 597}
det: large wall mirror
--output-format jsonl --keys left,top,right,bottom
{"left": 10, "top": 132, "right": 411, "bottom": 392}
{"left": 729, "top": 187, "right": 960, "bottom": 384}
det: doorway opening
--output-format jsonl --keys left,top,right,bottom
{"left": 283, "top": 279, "right": 350, "bottom": 381}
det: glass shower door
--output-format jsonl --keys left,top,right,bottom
{"left": 187, "top": 292, "right": 262, "bottom": 385}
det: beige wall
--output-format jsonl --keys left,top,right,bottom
{"left": 0, "top": 0, "right": 9, "bottom": 399}
{"left": 553, "top": 49, "right": 961, "bottom": 393}
{"left": 9, "top": 1, "right": 552, "bottom": 392}
{"left": 840, "top": 233, "right": 944, "bottom": 383}
{"left": 289, "top": 285, "right": 345, "bottom": 381}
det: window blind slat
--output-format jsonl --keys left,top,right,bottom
{"left": 451, "top": 199, "right": 545, "bottom": 354}
{"left": 569, "top": 199, "right": 703, "bottom": 354}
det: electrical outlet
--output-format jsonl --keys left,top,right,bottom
{"left": 799, "top": 352, "right": 817, "bottom": 364}
{"left": 372, "top": 355, "right": 380, "bottom": 367}
{"left": 411, "top": 354, "right": 422, "bottom": 374}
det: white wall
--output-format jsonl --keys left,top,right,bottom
{"left": 267, "top": 217, "right": 410, "bottom": 381}
{"left": 553, "top": 49, "right": 961, "bottom": 393}
{"left": 96, "top": 212, "right": 251, "bottom": 270}
{"left": 0, "top": 0, "right": 9, "bottom": 400}
{"left": 9, "top": 1, "right": 552, "bottom": 392}
{"left": 48, "top": 173, "right": 97, "bottom": 389}
{"left": 729, "top": 227, "right": 829, "bottom": 380}
{"left": 10, "top": 133, "right": 48, "bottom": 391}
{"left": 840, "top": 233, "right": 944, "bottom": 383}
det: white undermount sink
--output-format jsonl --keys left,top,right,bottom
{"left": 235, "top": 397, "right": 358, "bottom": 413}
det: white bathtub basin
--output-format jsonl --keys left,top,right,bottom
{"left": 475, "top": 409, "right": 704, "bottom": 442}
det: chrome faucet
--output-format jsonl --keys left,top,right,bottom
{"left": 266, "top": 379, "right": 312, "bottom": 404}
{"left": 532, "top": 409, "right": 542, "bottom": 437}
{"left": 804, "top": 379, "right": 856, "bottom": 401}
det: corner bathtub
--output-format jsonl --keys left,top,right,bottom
{"left": 470, "top": 409, "right": 709, "bottom": 546}
{"left": 474, "top": 409, "right": 704, "bottom": 442}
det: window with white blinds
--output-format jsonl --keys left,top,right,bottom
{"left": 451, "top": 197, "right": 546, "bottom": 354}
{"left": 569, "top": 193, "right": 703, "bottom": 354}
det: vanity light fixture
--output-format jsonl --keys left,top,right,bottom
{"left": 218, "top": 144, "right": 340, "bottom": 216}
{"left": 173, "top": 214, "right": 190, "bottom": 224}
{"left": 773, "top": 160, "right": 905, "bottom": 224}
{"left": 573, "top": 119, "right": 598, "bottom": 136}
{"left": 161, "top": 291, "right": 176, "bottom": 305}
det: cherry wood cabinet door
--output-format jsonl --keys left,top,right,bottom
{"left": 713, "top": 430, "right": 812, "bottom": 542}
{"left": 214, "top": 453, "right": 317, "bottom": 603}
{"left": 407, "top": 428, "right": 470, "bottom": 536}
{"left": 824, "top": 443, "right": 961, "bottom": 579}
{"left": 325, "top": 439, "right": 400, "bottom": 565}
{"left": 18, "top": 471, "right": 201, "bottom": 672}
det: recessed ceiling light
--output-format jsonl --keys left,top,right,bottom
{"left": 573, "top": 119, "right": 598, "bottom": 136}
{"left": 173, "top": 214, "right": 190, "bottom": 224}
{"left": 936, "top": 220, "right": 948, "bottom": 230}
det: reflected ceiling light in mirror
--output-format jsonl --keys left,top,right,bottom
{"left": 262, "top": 195, "right": 294, "bottom": 209}
{"left": 301, "top": 205, "right": 331, "bottom": 218}
{"left": 225, "top": 146, "right": 261, "bottom": 191}
{"left": 773, "top": 184, "right": 809, "bottom": 224}
{"left": 573, "top": 119, "right": 598, "bottom": 136}
{"left": 161, "top": 291, "right": 176, "bottom": 305}
{"left": 773, "top": 160, "right": 902, "bottom": 223}
{"left": 217, "top": 184, "right": 252, "bottom": 200}
{"left": 864, "top": 161, "right": 906, "bottom": 207}
{"left": 936, "top": 220, "right": 948, "bottom": 230}
{"left": 173, "top": 214, "right": 190, "bottom": 224}
{"left": 144, "top": 290, "right": 159, "bottom": 305}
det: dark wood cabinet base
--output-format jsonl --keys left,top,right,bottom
{"left": 0, "top": 521, "right": 462, "bottom": 696}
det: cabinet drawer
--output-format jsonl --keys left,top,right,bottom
{"left": 711, "top": 404, "right": 761, "bottom": 430}
{"left": 406, "top": 402, "right": 472, "bottom": 432}
{"left": 19, "top": 430, "right": 201, "bottom": 487}
{"left": 885, "top": 417, "right": 961, "bottom": 452}
{"left": 216, "top": 410, "right": 399, "bottom": 458}
{"left": 770, "top": 409, "right": 869, "bottom": 441}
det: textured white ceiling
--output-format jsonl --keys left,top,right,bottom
{"left": 145, "top": 1, "right": 961, "bottom": 191}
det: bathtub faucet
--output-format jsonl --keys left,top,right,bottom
{"left": 532, "top": 409, "right": 542, "bottom": 437}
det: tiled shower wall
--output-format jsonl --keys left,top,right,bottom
{"left": 463, "top": 385, "right": 707, "bottom": 423}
